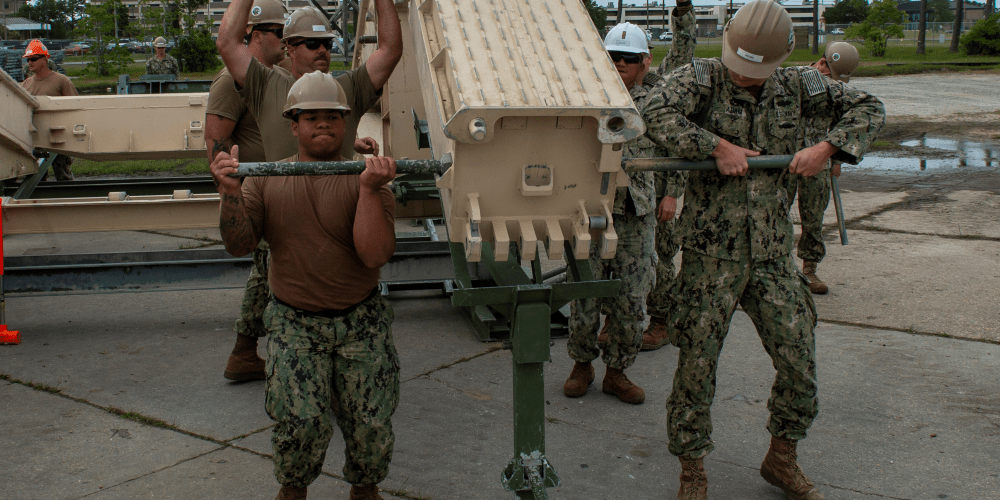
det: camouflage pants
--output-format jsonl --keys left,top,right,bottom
{"left": 665, "top": 251, "right": 818, "bottom": 458}
{"left": 796, "top": 171, "right": 830, "bottom": 263}
{"left": 646, "top": 209, "right": 682, "bottom": 320}
{"left": 43, "top": 154, "right": 74, "bottom": 181}
{"left": 234, "top": 241, "right": 271, "bottom": 338}
{"left": 263, "top": 293, "right": 400, "bottom": 488}
{"left": 568, "top": 211, "right": 654, "bottom": 370}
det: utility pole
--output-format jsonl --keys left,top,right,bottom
{"left": 949, "top": 0, "right": 963, "bottom": 52}
{"left": 617, "top": 0, "right": 624, "bottom": 27}
{"left": 917, "top": 0, "right": 927, "bottom": 55}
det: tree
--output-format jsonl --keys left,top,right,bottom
{"left": 822, "top": 0, "right": 870, "bottom": 25}
{"left": 75, "top": 0, "right": 132, "bottom": 76}
{"left": 928, "top": 0, "right": 955, "bottom": 23}
{"left": 15, "top": 0, "right": 73, "bottom": 38}
{"left": 844, "top": 0, "right": 905, "bottom": 57}
{"left": 950, "top": 0, "right": 965, "bottom": 52}
{"left": 917, "top": 0, "right": 927, "bottom": 55}
{"left": 583, "top": 0, "right": 608, "bottom": 33}
{"left": 173, "top": 28, "right": 220, "bottom": 72}
{"left": 960, "top": 12, "right": 1000, "bottom": 54}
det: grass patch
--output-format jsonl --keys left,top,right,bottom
{"left": 73, "top": 158, "right": 208, "bottom": 177}
{"left": 0, "top": 373, "right": 62, "bottom": 394}
{"left": 107, "top": 406, "right": 178, "bottom": 430}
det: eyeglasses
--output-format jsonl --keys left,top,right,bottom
{"left": 255, "top": 26, "right": 283, "bottom": 39}
{"left": 26, "top": 56, "right": 44, "bottom": 62}
{"left": 291, "top": 38, "right": 333, "bottom": 51}
{"left": 609, "top": 51, "right": 643, "bottom": 65}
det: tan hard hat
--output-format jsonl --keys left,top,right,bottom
{"left": 721, "top": 0, "right": 795, "bottom": 79}
{"left": 153, "top": 36, "right": 167, "bottom": 48}
{"left": 824, "top": 41, "right": 860, "bottom": 83}
{"left": 282, "top": 6, "right": 336, "bottom": 41}
{"left": 249, "top": 0, "right": 287, "bottom": 26}
{"left": 282, "top": 71, "right": 351, "bottom": 119}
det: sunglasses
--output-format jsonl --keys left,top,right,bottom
{"left": 255, "top": 26, "right": 283, "bottom": 38}
{"left": 26, "top": 56, "right": 44, "bottom": 62}
{"left": 609, "top": 51, "right": 643, "bottom": 65}
{"left": 291, "top": 38, "right": 333, "bottom": 51}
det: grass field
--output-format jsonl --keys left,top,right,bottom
{"left": 71, "top": 158, "right": 210, "bottom": 177}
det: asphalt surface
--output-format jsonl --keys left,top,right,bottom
{"left": 2, "top": 73, "right": 1000, "bottom": 499}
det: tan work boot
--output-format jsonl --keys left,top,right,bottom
{"left": 760, "top": 436, "right": 825, "bottom": 500}
{"left": 348, "top": 484, "right": 383, "bottom": 500}
{"left": 224, "top": 333, "right": 266, "bottom": 381}
{"left": 677, "top": 456, "right": 708, "bottom": 500}
{"left": 802, "top": 261, "right": 829, "bottom": 295}
{"left": 274, "top": 485, "right": 307, "bottom": 500}
{"left": 641, "top": 316, "right": 670, "bottom": 351}
{"left": 601, "top": 367, "right": 645, "bottom": 404}
{"left": 596, "top": 319, "right": 611, "bottom": 347}
{"left": 563, "top": 361, "right": 595, "bottom": 398}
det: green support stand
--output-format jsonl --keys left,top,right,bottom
{"left": 450, "top": 240, "right": 619, "bottom": 499}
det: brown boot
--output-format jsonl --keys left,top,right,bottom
{"left": 641, "top": 316, "right": 670, "bottom": 351}
{"left": 802, "top": 261, "right": 829, "bottom": 295}
{"left": 677, "top": 456, "right": 708, "bottom": 500}
{"left": 563, "top": 361, "right": 595, "bottom": 398}
{"left": 601, "top": 367, "right": 645, "bottom": 404}
{"left": 760, "top": 436, "right": 825, "bottom": 500}
{"left": 274, "top": 485, "right": 307, "bottom": 500}
{"left": 596, "top": 319, "right": 611, "bottom": 347}
{"left": 224, "top": 334, "right": 266, "bottom": 381}
{"left": 348, "top": 484, "right": 383, "bottom": 500}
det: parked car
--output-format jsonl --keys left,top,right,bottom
{"left": 65, "top": 42, "right": 90, "bottom": 56}
{"left": 831, "top": 28, "right": 845, "bottom": 35}
{"left": 659, "top": 31, "right": 673, "bottom": 41}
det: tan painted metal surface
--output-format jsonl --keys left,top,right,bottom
{"left": 29, "top": 93, "right": 209, "bottom": 162}
{"left": 1, "top": 192, "right": 220, "bottom": 235}
{"left": 0, "top": 69, "right": 41, "bottom": 180}
{"left": 387, "top": 0, "right": 642, "bottom": 262}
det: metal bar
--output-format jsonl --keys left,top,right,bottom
{"left": 12, "top": 155, "right": 55, "bottom": 200}
{"left": 622, "top": 155, "right": 794, "bottom": 172}
{"left": 231, "top": 159, "right": 450, "bottom": 177}
{"left": 4, "top": 176, "right": 218, "bottom": 199}
{"left": 830, "top": 174, "right": 849, "bottom": 245}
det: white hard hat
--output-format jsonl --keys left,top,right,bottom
{"left": 604, "top": 23, "right": 649, "bottom": 55}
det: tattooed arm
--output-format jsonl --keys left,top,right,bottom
{"left": 210, "top": 145, "right": 262, "bottom": 257}
{"left": 205, "top": 113, "right": 237, "bottom": 162}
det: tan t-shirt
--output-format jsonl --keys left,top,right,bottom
{"left": 242, "top": 153, "right": 396, "bottom": 311}
{"left": 238, "top": 57, "right": 380, "bottom": 161}
{"left": 207, "top": 66, "right": 268, "bottom": 162}
{"left": 22, "top": 71, "right": 78, "bottom": 97}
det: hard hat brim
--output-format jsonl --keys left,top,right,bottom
{"left": 282, "top": 102, "right": 352, "bottom": 120}
{"left": 282, "top": 33, "right": 337, "bottom": 42}
{"left": 604, "top": 44, "right": 646, "bottom": 55}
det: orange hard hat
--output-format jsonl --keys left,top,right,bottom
{"left": 23, "top": 39, "right": 49, "bottom": 58}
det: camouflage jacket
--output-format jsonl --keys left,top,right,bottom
{"left": 146, "top": 54, "right": 179, "bottom": 77}
{"left": 643, "top": 58, "right": 884, "bottom": 262}
{"left": 614, "top": 80, "right": 658, "bottom": 216}
{"left": 633, "top": 72, "right": 687, "bottom": 200}
{"left": 655, "top": 10, "right": 697, "bottom": 77}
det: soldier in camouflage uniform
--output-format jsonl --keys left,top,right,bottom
{"left": 563, "top": 22, "right": 657, "bottom": 405}
{"left": 210, "top": 72, "right": 400, "bottom": 500}
{"left": 642, "top": 2, "right": 884, "bottom": 498}
{"left": 641, "top": 0, "right": 698, "bottom": 351}
{"left": 145, "top": 37, "right": 179, "bottom": 77}
{"left": 795, "top": 41, "right": 861, "bottom": 295}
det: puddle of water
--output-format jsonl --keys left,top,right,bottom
{"left": 854, "top": 137, "right": 1000, "bottom": 172}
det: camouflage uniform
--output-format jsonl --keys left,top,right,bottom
{"left": 795, "top": 67, "right": 842, "bottom": 264}
{"left": 643, "top": 58, "right": 884, "bottom": 458}
{"left": 646, "top": 9, "right": 697, "bottom": 321}
{"left": 263, "top": 292, "right": 399, "bottom": 487}
{"left": 145, "top": 54, "right": 179, "bottom": 77}
{"left": 234, "top": 241, "right": 271, "bottom": 338}
{"left": 568, "top": 78, "right": 657, "bottom": 370}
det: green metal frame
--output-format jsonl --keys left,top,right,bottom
{"left": 449, "top": 240, "right": 619, "bottom": 499}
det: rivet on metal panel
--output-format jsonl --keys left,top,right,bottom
{"left": 469, "top": 118, "right": 487, "bottom": 141}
